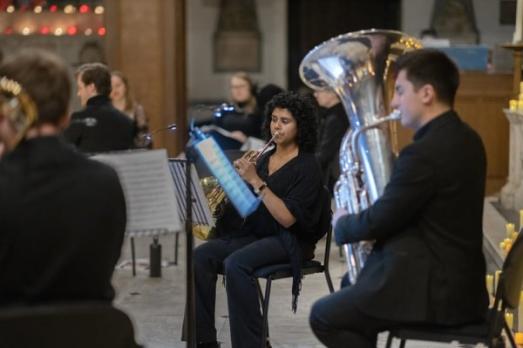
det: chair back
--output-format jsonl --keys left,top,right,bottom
{"left": 0, "top": 302, "right": 141, "bottom": 348}
{"left": 500, "top": 231, "right": 523, "bottom": 309}
{"left": 318, "top": 186, "right": 333, "bottom": 269}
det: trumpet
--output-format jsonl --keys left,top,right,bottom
{"left": 193, "top": 132, "right": 279, "bottom": 240}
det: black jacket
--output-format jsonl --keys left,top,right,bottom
{"left": 64, "top": 95, "right": 134, "bottom": 153}
{"left": 0, "top": 136, "right": 126, "bottom": 306}
{"left": 315, "top": 103, "right": 349, "bottom": 191}
{"left": 335, "top": 110, "right": 488, "bottom": 324}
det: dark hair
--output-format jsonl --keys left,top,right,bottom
{"left": 395, "top": 49, "right": 459, "bottom": 106}
{"left": 77, "top": 62, "right": 111, "bottom": 97}
{"left": 262, "top": 91, "right": 317, "bottom": 153}
{"left": 0, "top": 49, "right": 71, "bottom": 126}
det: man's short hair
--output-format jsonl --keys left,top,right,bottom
{"left": 395, "top": 49, "right": 460, "bottom": 107}
{"left": 77, "top": 62, "right": 111, "bottom": 97}
{"left": 0, "top": 49, "right": 71, "bottom": 126}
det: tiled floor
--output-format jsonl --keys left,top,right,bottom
{"left": 113, "top": 199, "right": 506, "bottom": 347}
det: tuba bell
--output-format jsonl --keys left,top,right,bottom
{"left": 299, "top": 29, "right": 421, "bottom": 284}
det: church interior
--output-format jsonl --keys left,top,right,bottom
{"left": 1, "top": 0, "right": 523, "bottom": 347}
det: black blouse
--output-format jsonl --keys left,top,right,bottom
{"left": 245, "top": 149, "right": 325, "bottom": 245}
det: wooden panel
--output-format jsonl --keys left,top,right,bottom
{"left": 104, "top": 0, "right": 186, "bottom": 156}
{"left": 394, "top": 72, "right": 512, "bottom": 196}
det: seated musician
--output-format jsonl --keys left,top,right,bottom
{"left": 0, "top": 49, "right": 126, "bottom": 306}
{"left": 184, "top": 91, "right": 329, "bottom": 348}
{"left": 309, "top": 49, "right": 489, "bottom": 348}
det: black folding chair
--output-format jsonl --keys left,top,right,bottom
{"left": 0, "top": 302, "right": 142, "bottom": 348}
{"left": 254, "top": 225, "right": 335, "bottom": 347}
{"left": 386, "top": 232, "right": 523, "bottom": 348}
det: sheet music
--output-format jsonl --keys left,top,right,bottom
{"left": 168, "top": 159, "right": 214, "bottom": 227}
{"left": 194, "top": 137, "right": 260, "bottom": 218}
{"left": 93, "top": 149, "right": 182, "bottom": 235}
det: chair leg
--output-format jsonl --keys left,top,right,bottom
{"left": 261, "top": 277, "right": 272, "bottom": 348}
{"left": 504, "top": 319, "right": 517, "bottom": 348}
{"left": 324, "top": 270, "right": 334, "bottom": 293}
{"left": 256, "top": 279, "right": 264, "bottom": 307}
{"left": 174, "top": 232, "right": 179, "bottom": 266}
{"left": 131, "top": 237, "right": 136, "bottom": 276}
{"left": 399, "top": 339, "right": 406, "bottom": 348}
{"left": 385, "top": 332, "right": 393, "bottom": 348}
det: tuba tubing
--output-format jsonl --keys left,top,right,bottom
{"left": 337, "top": 110, "right": 400, "bottom": 285}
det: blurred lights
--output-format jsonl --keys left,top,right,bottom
{"left": 79, "top": 4, "right": 90, "bottom": 14}
{"left": 3, "top": 3, "right": 105, "bottom": 37}
{"left": 40, "top": 26, "right": 50, "bottom": 35}
{"left": 97, "top": 27, "right": 106, "bottom": 36}
{"left": 94, "top": 6, "right": 104, "bottom": 15}
{"left": 64, "top": 5, "right": 76, "bottom": 14}
{"left": 67, "top": 26, "right": 77, "bottom": 36}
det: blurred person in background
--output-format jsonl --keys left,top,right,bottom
{"left": 111, "top": 70, "right": 151, "bottom": 148}
{"left": 63, "top": 63, "right": 134, "bottom": 153}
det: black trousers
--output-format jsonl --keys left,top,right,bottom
{"left": 186, "top": 235, "right": 289, "bottom": 348}
{"left": 309, "top": 285, "right": 400, "bottom": 348}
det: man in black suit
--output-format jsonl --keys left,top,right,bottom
{"left": 64, "top": 62, "right": 134, "bottom": 153}
{"left": 0, "top": 50, "right": 126, "bottom": 305}
{"left": 309, "top": 49, "right": 488, "bottom": 347}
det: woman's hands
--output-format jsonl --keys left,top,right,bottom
{"left": 233, "top": 157, "right": 261, "bottom": 188}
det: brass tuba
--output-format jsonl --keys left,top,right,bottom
{"left": 299, "top": 29, "right": 421, "bottom": 284}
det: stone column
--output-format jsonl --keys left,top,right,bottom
{"left": 104, "top": 0, "right": 187, "bottom": 156}
{"left": 501, "top": 109, "right": 523, "bottom": 210}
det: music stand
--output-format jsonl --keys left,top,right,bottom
{"left": 92, "top": 149, "right": 182, "bottom": 277}
{"left": 167, "top": 159, "right": 214, "bottom": 266}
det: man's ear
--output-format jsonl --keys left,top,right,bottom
{"left": 86, "top": 83, "right": 97, "bottom": 96}
{"left": 58, "top": 112, "right": 71, "bottom": 130}
{"left": 420, "top": 84, "right": 436, "bottom": 105}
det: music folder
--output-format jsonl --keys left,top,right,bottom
{"left": 191, "top": 134, "right": 260, "bottom": 218}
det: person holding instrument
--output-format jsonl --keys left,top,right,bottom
{"left": 309, "top": 49, "right": 488, "bottom": 348}
{"left": 0, "top": 49, "right": 126, "bottom": 306}
{"left": 182, "top": 91, "right": 330, "bottom": 348}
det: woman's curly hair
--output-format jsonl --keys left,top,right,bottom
{"left": 262, "top": 91, "right": 317, "bottom": 153}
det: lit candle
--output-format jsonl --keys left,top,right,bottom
{"left": 506, "top": 312, "right": 514, "bottom": 330}
{"left": 486, "top": 274, "right": 494, "bottom": 297}
{"left": 514, "top": 0, "right": 523, "bottom": 43}
{"left": 495, "top": 270, "right": 502, "bottom": 294}
{"left": 507, "top": 223, "right": 516, "bottom": 238}
{"left": 519, "top": 291, "right": 523, "bottom": 332}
